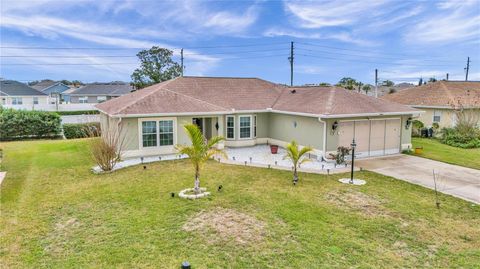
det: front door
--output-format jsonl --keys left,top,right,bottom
{"left": 192, "top": 118, "right": 204, "bottom": 134}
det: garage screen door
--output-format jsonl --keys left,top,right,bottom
{"left": 338, "top": 119, "right": 401, "bottom": 157}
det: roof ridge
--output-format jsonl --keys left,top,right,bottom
{"left": 325, "top": 87, "right": 337, "bottom": 114}
{"left": 162, "top": 88, "right": 228, "bottom": 111}
{"left": 114, "top": 78, "right": 180, "bottom": 115}
{"left": 270, "top": 85, "right": 290, "bottom": 108}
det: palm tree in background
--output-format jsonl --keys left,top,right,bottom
{"left": 175, "top": 124, "right": 226, "bottom": 194}
{"left": 283, "top": 140, "right": 313, "bottom": 185}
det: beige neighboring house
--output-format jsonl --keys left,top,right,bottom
{"left": 96, "top": 76, "right": 420, "bottom": 159}
{"left": 0, "top": 80, "right": 49, "bottom": 106}
{"left": 382, "top": 81, "right": 480, "bottom": 128}
{"left": 69, "top": 82, "right": 134, "bottom": 104}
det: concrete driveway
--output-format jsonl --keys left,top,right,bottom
{"left": 356, "top": 155, "right": 480, "bottom": 204}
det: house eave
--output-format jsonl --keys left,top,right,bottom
{"left": 320, "top": 111, "right": 423, "bottom": 119}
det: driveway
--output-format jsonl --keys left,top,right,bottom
{"left": 356, "top": 155, "right": 480, "bottom": 204}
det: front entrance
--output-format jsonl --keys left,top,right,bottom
{"left": 192, "top": 117, "right": 215, "bottom": 140}
{"left": 338, "top": 119, "right": 401, "bottom": 157}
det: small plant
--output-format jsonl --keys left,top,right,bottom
{"left": 88, "top": 122, "right": 125, "bottom": 172}
{"left": 329, "top": 146, "right": 351, "bottom": 165}
{"left": 283, "top": 140, "right": 313, "bottom": 185}
{"left": 412, "top": 120, "right": 424, "bottom": 137}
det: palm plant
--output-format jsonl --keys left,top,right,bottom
{"left": 283, "top": 140, "right": 313, "bottom": 185}
{"left": 175, "top": 123, "right": 226, "bottom": 194}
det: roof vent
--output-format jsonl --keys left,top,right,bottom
{"left": 290, "top": 89, "right": 296, "bottom": 94}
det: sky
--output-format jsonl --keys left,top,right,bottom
{"left": 1, "top": 0, "right": 479, "bottom": 85}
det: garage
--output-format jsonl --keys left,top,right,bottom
{"left": 338, "top": 119, "right": 401, "bottom": 157}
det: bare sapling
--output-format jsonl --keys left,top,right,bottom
{"left": 87, "top": 121, "right": 126, "bottom": 172}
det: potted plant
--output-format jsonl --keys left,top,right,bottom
{"left": 270, "top": 144, "right": 279, "bottom": 154}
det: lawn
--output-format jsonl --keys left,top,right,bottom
{"left": 1, "top": 139, "right": 479, "bottom": 268}
{"left": 411, "top": 137, "right": 480, "bottom": 170}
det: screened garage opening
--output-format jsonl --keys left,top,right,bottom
{"left": 338, "top": 119, "right": 401, "bottom": 157}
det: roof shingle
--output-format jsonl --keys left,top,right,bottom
{"left": 0, "top": 80, "right": 47, "bottom": 96}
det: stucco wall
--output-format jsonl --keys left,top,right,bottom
{"left": 1, "top": 96, "right": 48, "bottom": 105}
{"left": 268, "top": 113, "right": 324, "bottom": 150}
{"left": 416, "top": 108, "right": 457, "bottom": 128}
{"left": 70, "top": 95, "right": 115, "bottom": 103}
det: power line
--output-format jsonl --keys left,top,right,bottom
{"left": 297, "top": 54, "right": 454, "bottom": 67}
{"left": 1, "top": 62, "right": 138, "bottom": 66}
{"left": 0, "top": 55, "right": 138, "bottom": 58}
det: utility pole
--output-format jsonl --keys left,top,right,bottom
{"left": 374, "top": 69, "right": 378, "bottom": 98}
{"left": 288, "top": 41, "right": 294, "bottom": 86}
{"left": 181, "top": 48, "right": 184, "bottom": 77}
{"left": 465, "top": 56, "right": 470, "bottom": 81}
{"left": 446, "top": 73, "right": 449, "bottom": 81}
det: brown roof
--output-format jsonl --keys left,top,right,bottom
{"left": 381, "top": 81, "right": 480, "bottom": 108}
{"left": 96, "top": 76, "right": 418, "bottom": 117}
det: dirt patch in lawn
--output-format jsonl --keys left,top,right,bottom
{"left": 326, "top": 190, "right": 389, "bottom": 217}
{"left": 182, "top": 207, "right": 267, "bottom": 245}
{"left": 43, "top": 217, "right": 80, "bottom": 255}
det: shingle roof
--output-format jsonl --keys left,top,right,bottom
{"left": 70, "top": 82, "right": 134, "bottom": 96}
{"left": 96, "top": 76, "right": 418, "bottom": 117}
{"left": 31, "top": 80, "right": 58, "bottom": 91}
{"left": 0, "top": 80, "right": 47, "bottom": 96}
{"left": 382, "top": 81, "right": 480, "bottom": 108}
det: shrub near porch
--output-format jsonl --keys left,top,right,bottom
{"left": 1, "top": 139, "right": 479, "bottom": 268}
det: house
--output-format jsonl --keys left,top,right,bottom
{"left": 31, "top": 80, "right": 71, "bottom": 104}
{"left": 0, "top": 80, "right": 49, "bottom": 106}
{"left": 69, "top": 82, "right": 134, "bottom": 103}
{"left": 382, "top": 81, "right": 480, "bottom": 128}
{"left": 96, "top": 76, "right": 420, "bottom": 159}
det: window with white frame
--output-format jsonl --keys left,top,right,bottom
{"left": 226, "top": 116, "right": 235, "bottom": 139}
{"left": 239, "top": 116, "right": 252, "bottom": 139}
{"left": 1, "top": 98, "right": 5, "bottom": 105}
{"left": 159, "top": 120, "right": 174, "bottom": 146}
{"left": 33, "top": 97, "right": 39, "bottom": 105}
{"left": 254, "top": 115, "right": 257, "bottom": 138}
{"left": 12, "top": 97, "right": 23, "bottom": 105}
{"left": 97, "top": 96, "right": 107, "bottom": 103}
{"left": 79, "top": 96, "right": 88, "bottom": 103}
{"left": 142, "top": 121, "right": 157, "bottom": 147}
{"left": 433, "top": 110, "right": 442, "bottom": 123}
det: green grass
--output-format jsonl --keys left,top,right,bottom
{"left": 410, "top": 137, "right": 480, "bottom": 170}
{"left": 1, "top": 139, "right": 479, "bottom": 268}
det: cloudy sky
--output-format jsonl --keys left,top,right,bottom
{"left": 1, "top": 0, "right": 479, "bottom": 85}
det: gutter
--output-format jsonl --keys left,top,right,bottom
{"left": 319, "top": 111, "right": 424, "bottom": 119}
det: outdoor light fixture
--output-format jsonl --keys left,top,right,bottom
{"left": 350, "top": 139, "right": 357, "bottom": 184}
{"left": 171, "top": 192, "right": 175, "bottom": 198}
{"left": 215, "top": 122, "right": 219, "bottom": 131}
{"left": 181, "top": 261, "right": 191, "bottom": 269}
{"left": 140, "top": 157, "right": 144, "bottom": 163}
{"left": 293, "top": 121, "right": 297, "bottom": 128}
{"left": 332, "top": 121, "right": 339, "bottom": 131}
{"left": 405, "top": 117, "right": 413, "bottom": 129}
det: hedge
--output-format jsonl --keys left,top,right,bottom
{"left": 0, "top": 108, "right": 62, "bottom": 141}
{"left": 63, "top": 123, "right": 101, "bottom": 139}
{"left": 56, "top": 110, "right": 99, "bottom": 116}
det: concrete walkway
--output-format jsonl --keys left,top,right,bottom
{"left": 357, "top": 155, "right": 480, "bottom": 204}
{"left": 0, "top": 172, "right": 6, "bottom": 186}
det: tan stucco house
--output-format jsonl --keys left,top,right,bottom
{"left": 0, "top": 80, "right": 49, "bottom": 107}
{"left": 96, "top": 76, "right": 420, "bottom": 159}
{"left": 382, "top": 81, "right": 480, "bottom": 128}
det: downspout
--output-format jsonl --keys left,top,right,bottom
{"left": 318, "top": 117, "right": 327, "bottom": 160}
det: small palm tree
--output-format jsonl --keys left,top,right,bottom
{"left": 175, "top": 124, "right": 226, "bottom": 194}
{"left": 283, "top": 140, "right": 313, "bottom": 185}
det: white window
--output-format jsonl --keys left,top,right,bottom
{"left": 254, "top": 115, "right": 257, "bottom": 138}
{"left": 433, "top": 110, "right": 442, "bottom": 123}
{"left": 142, "top": 121, "right": 157, "bottom": 147}
{"left": 12, "top": 97, "right": 23, "bottom": 105}
{"left": 1, "top": 98, "right": 5, "bottom": 105}
{"left": 33, "top": 97, "right": 39, "bottom": 105}
{"left": 226, "top": 116, "right": 235, "bottom": 139}
{"left": 79, "top": 96, "right": 88, "bottom": 103}
{"left": 97, "top": 96, "right": 107, "bottom": 103}
{"left": 159, "top": 120, "right": 174, "bottom": 146}
{"left": 239, "top": 115, "right": 252, "bottom": 139}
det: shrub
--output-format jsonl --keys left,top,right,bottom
{"left": 440, "top": 127, "right": 480, "bottom": 149}
{"left": 0, "top": 108, "right": 62, "bottom": 140}
{"left": 412, "top": 120, "right": 424, "bottom": 137}
{"left": 56, "top": 110, "right": 99, "bottom": 116}
{"left": 329, "top": 146, "right": 351, "bottom": 164}
{"left": 89, "top": 122, "right": 125, "bottom": 172}
{"left": 63, "top": 123, "right": 101, "bottom": 139}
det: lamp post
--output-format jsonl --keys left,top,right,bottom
{"left": 350, "top": 139, "right": 356, "bottom": 184}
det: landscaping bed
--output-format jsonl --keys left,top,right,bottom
{"left": 1, "top": 139, "right": 479, "bottom": 268}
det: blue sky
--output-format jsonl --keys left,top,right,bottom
{"left": 1, "top": 0, "right": 479, "bottom": 85}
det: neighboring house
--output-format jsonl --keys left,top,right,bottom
{"left": 31, "top": 80, "right": 70, "bottom": 104}
{"left": 382, "top": 81, "right": 480, "bottom": 128}
{"left": 0, "top": 80, "right": 48, "bottom": 106}
{"left": 359, "top": 83, "right": 414, "bottom": 97}
{"left": 96, "top": 76, "right": 420, "bottom": 159}
{"left": 69, "top": 82, "right": 134, "bottom": 103}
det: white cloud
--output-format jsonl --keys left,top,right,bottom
{"left": 296, "top": 65, "right": 325, "bottom": 75}
{"left": 263, "top": 28, "right": 375, "bottom": 46}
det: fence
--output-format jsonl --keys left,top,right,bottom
{"left": 2, "top": 103, "right": 97, "bottom": 111}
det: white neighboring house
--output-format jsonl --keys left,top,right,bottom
{"left": 68, "top": 82, "right": 134, "bottom": 104}
{"left": 0, "top": 80, "right": 49, "bottom": 107}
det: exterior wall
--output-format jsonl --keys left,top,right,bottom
{"left": 324, "top": 115, "right": 413, "bottom": 154}
{"left": 223, "top": 113, "right": 269, "bottom": 147}
{"left": 415, "top": 108, "right": 456, "bottom": 128}
{"left": 1, "top": 96, "right": 48, "bottom": 106}
{"left": 268, "top": 113, "right": 324, "bottom": 153}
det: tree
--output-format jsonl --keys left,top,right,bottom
{"left": 362, "top": 84, "right": 372, "bottom": 95}
{"left": 382, "top": 80, "right": 394, "bottom": 87}
{"left": 318, "top": 82, "right": 331, "bottom": 86}
{"left": 428, "top": 77, "right": 437, "bottom": 83}
{"left": 336, "top": 77, "right": 358, "bottom": 90}
{"left": 131, "top": 46, "right": 182, "bottom": 89}
{"left": 175, "top": 124, "right": 226, "bottom": 194}
{"left": 283, "top": 140, "right": 313, "bottom": 185}
{"left": 418, "top": 78, "right": 423, "bottom": 86}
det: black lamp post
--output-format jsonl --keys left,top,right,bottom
{"left": 350, "top": 139, "right": 356, "bottom": 184}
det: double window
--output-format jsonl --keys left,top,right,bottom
{"left": 141, "top": 119, "right": 175, "bottom": 148}
{"left": 226, "top": 116, "right": 235, "bottom": 139}
{"left": 239, "top": 116, "right": 252, "bottom": 139}
{"left": 79, "top": 96, "right": 88, "bottom": 103}
{"left": 12, "top": 97, "right": 23, "bottom": 105}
